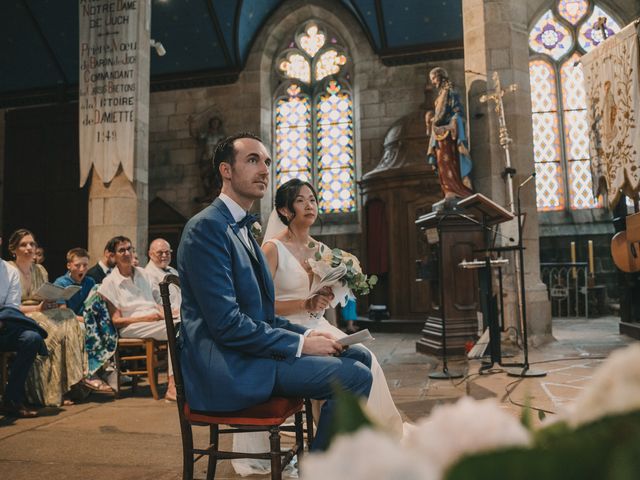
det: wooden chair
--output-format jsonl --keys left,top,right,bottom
{"left": 115, "top": 337, "right": 168, "bottom": 400}
{"left": 159, "top": 275, "right": 305, "bottom": 480}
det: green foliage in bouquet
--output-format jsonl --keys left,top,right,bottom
{"left": 446, "top": 410, "right": 640, "bottom": 480}
{"left": 309, "top": 242, "right": 378, "bottom": 296}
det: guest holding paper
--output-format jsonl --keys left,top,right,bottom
{"left": 8, "top": 229, "right": 87, "bottom": 406}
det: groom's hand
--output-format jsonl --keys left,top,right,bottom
{"left": 302, "top": 331, "right": 344, "bottom": 356}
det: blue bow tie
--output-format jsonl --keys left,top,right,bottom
{"left": 237, "top": 212, "right": 259, "bottom": 230}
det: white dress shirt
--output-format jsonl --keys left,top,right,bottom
{"left": 0, "top": 260, "right": 21, "bottom": 308}
{"left": 218, "top": 193, "right": 306, "bottom": 356}
{"left": 98, "top": 266, "right": 160, "bottom": 319}
{"left": 144, "top": 261, "right": 181, "bottom": 311}
{"left": 219, "top": 192, "right": 254, "bottom": 253}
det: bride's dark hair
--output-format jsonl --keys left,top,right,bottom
{"left": 275, "top": 178, "right": 318, "bottom": 226}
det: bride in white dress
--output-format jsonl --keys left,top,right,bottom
{"left": 232, "top": 179, "right": 404, "bottom": 475}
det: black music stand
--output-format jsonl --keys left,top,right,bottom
{"left": 458, "top": 194, "right": 513, "bottom": 372}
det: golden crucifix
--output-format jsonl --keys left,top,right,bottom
{"left": 479, "top": 71, "right": 518, "bottom": 213}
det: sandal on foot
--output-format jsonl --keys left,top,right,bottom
{"left": 81, "top": 378, "right": 113, "bottom": 393}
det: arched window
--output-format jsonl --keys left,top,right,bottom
{"left": 528, "top": 0, "right": 621, "bottom": 211}
{"left": 273, "top": 21, "right": 355, "bottom": 214}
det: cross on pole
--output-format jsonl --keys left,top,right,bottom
{"left": 479, "top": 71, "right": 518, "bottom": 213}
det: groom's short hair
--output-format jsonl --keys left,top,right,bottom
{"left": 213, "top": 132, "right": 263, "bottom": 186}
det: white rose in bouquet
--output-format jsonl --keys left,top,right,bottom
{"left": 302, "top": 428, "right": 438, "bottom": 480}
{"left": 560, "top": 343, "right": 640, "bottom": 428}
{"left": 405, "top": 397, "right": 531, "bottom": 475}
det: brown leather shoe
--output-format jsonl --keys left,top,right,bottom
{"left": 0, "top": 401, "right": 38, "bottom": 418}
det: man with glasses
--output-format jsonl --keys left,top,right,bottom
{"left": 144, "top": 238, "right": 181, "bottom": 311}
{"left": 98, "top": 236, "right": 177, "bottom": 400}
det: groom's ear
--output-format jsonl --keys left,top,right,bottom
{"left": 219, "top": 161, "right": 232, "bottom": 181}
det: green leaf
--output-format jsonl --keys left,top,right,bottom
{"left": 538, "top": 410, "right": 546, "bottom": 422}
{"left": 314, "top": 252, "right": 321, "bottom": 261}
{"left": 326, "top": 382, "right": 375, "bottom": 450}
{"left": 369, "top": 275, "right": 378, "bottom": 286}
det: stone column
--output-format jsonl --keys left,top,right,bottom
{"left": 87, "top": 1, "right": 150, "bottom": 262}
{"left": 462, "top": 0, "right": 552, "bottom": 343}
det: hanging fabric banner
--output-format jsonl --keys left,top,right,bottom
{"left": 79, "top": 0, "right": 140, "bottom": 186}
{"left": 582, "top": 22, "right": 640, "bottom": 208}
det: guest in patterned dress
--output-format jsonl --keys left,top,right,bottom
{"left": 54, "top": 248, "right": 114, "bottom": 392}
{"left": 8, "top": 229, "right": 87, "bottom": 407}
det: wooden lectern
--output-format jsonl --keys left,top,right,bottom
{"left": 415, "top": 210, "right": 483, "bottom": 357}
{"left": 415, "top": 194, "right": 513, "bottom": 358}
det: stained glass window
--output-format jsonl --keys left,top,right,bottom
{"left": 528, "top": 1, "right": 619, "bottom": 211}
{"left": 558, "top": 0, "right": 588, "bottom": 25}
{"left": 578, "top": 6, "right": 621, "bottom": 51}
{"left": 529, "top": 10, "right": 573, "bottom": 60}
{"left": 274, "top": 21, "right": 355, "bottom": 214}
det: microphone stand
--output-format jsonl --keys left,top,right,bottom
{"left": 505, "top": 174, "right": 547, "bottom": 378}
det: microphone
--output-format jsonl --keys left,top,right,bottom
{"left": 519, "top": 172, "right": 536, "bottom": 189}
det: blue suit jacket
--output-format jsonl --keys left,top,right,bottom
{"left": 177, "top": 197, "right": 308, "bottom": 411}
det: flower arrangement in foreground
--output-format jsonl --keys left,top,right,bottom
{"left": 307, "top": 242, "right": 377, "bottom": 303}
{"left": 301, "top": 343, "right": 640, "bottom": 480}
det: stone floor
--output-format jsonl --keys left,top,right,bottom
{"left": 0, "top": 316, "right": 634, "bottom": 479}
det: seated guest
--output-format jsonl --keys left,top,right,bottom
{"left": 86, "top": 242, "right": 116, "bottom": 284}
{"left": 131, "top": 246, "right": 140, "bottom": 267}
{"left": 8, "top": 229, "right": 86, "bottom": 407}
{"left": 54, "top": 248, "right": 96, "bottom": 319}
{"left": 144, "top": 238, "right": 181, "bottom": 310}
{"left": 98, "top": 236, "right": 176, "bottom": 401}
{"left": 0, "top": 231, "right": 46, "bottom": 418}
{"left": 54, "top": 248, "right": 114, "bottom": 392}
{"left": 34, "top": 245, "right": 45, "bottom": 265}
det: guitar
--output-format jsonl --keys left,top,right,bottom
{"left": 611, "top": 212, "right": 640, "bottom": 273}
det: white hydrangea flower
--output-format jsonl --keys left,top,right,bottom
{"left": 301, "top": 428, "right": 438, "bottom": 480}
{"left": 404, "top": 397, "right": 531, "bottom": 474}
{"left": 562, "top": 343, "right": 640, "bottom": 427}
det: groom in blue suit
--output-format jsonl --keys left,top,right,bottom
{"left": 178, "top": 132, "right": 373, "bottom": 450}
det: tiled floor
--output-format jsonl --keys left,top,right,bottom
{"left": 0, "top": 316, "right": 634, "bottom": 479}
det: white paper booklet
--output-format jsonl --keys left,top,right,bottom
{"left": 337, "top": 328, "right": 374, "bottom": 346}
{"left": 34, "top": 282, "right": 81, "bottom": 301}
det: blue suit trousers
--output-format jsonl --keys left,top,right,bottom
{"left": 272, "top": 344, "right": 373, "bottom": 451}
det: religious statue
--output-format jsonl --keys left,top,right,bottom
{"left": 425, "top": 67, "right": 473, "bottom": 207}
{"left": 188, "top": 115, "right": 225, "bottom": 203}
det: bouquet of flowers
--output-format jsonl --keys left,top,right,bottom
{"left": 307, "top": 242, "right": 378, "bottom": 305}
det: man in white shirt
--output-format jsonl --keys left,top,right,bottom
{"left": 98, "top": 235, "right": 176, "bottom": 400}
{"left": 144, "top": 238, "right": 181, "bottom": 311}
{"left": 0, "top": 233, "right": 44, "bottom": 418}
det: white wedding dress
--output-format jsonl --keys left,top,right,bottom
{"left": 232, "top": 239, "right": 404, "bottom": 476}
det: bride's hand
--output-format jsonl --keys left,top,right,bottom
{"left": 317, "top": 286, "right": 334, "bottom": 299}
{"left": 304, "top": 293, "right": 332, "bottom": 313}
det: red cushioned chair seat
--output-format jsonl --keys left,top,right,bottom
{"left": 185, "top": 396, "right": 304, "bottom": 426}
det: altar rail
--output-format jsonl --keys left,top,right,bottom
{"left": 540, "top": 262, "right": 590, "bottom": 318}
